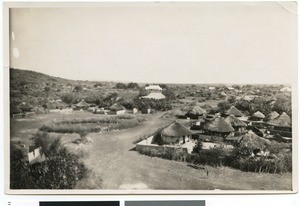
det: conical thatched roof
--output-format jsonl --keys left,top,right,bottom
{"left": 237, "top": 133, "right": 270, "bottom": 150}
{"left": 203, "top": 117, "right": 234, "bottom": 133}
{"left": 110, "top": 103, "right": 126, "bottom": 111}
{"left": 252, "top": 111, "right": 265, "bottom": 119}
{"left": 188, "top": 105, "right": 207, "bottom": 115}
{"left": 268, "top": 112, "right": 291, "bottom": 127}
{"left": 225, "top": 115, "right": 247, "bottom": 127}
{"left": 160, "top": 121, "right": 193, "bottom": 137}
{"left": 226, "top": 106, "right": 243, "bottom": 117}
{"left": 264, "top": 111, "right": 279, "bottom": 122}
{"left": 76, "top": 99, "right": 90, "bottom": 107}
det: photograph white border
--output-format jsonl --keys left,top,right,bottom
{"left": 3, "top": 1, "right": 298, "bottom": 195}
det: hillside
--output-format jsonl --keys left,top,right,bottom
{"left": 10, "top": 68, "right": 112, "bottom": 107}
{"left": 9, "top": 68, "right": 141, "bottom": 111}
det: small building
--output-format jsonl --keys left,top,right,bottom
{"left": 264, "top": 111, "right": 280, "bottom": 122}
{"left": 47, "top": 100, "right": 68, "bottom": 110}
{"left": 235, "top": 133, "right": 271, "bottom": 156}
{"left": 220, "top": 91, "right": 227, "bottom": 97}
{"left": 186, "top": 105, "right": 207, "bottom": 119}
{"left": 225, "top": 115, "right": 247, "bottom": 135}
{"left": 94, "top": 107, "right": 107, "bottom": 115}
{"left": 28, "top": 147, "right": 46, "bottom": 165}
{"left": 151, "top": 121, "right": 193, "bottom": 145}
{"left": 267, "top": 112, "right": 292, "bottom": 137}
{"left": 250, "top": 111, "right": 265, "bottom": 121}
{"left": 242, "top": 95, "right": 253, "bottom": 102}
{"left": 225, "top": 106, "right": 243, "bottom": 117}
{"left": 226, "top": 86, "right": 235, "bottom": 90}
{"left": 145, "top": 85, "right": 163, "bottom": 92}
{"left": 110, "top": 103, "right": 126, "bottom": 115}
{"left": 203, "top": 117, "right": 234, "bottom": 137}
{"left": 74, "top": 99, "right": 90, "bottom": 110}
{"left": 141, "top": 92, "right": 166, "bottom": 100}
{"left": 133, "top": 108, "right": 138, "bottom": 114}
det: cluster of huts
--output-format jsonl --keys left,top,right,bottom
{"left": 137, "top": 104, "right": 292, "bottom": 158}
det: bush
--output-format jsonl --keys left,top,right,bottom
{"left": 115, "top": 83, "right": 127, "bottom": 89}
{"left": 10, "top": 135, "right": 88, "bottom": 189}
{"left": 39, "top": 116, "right": 146, "bottom": 135}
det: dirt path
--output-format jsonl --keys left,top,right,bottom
{"left": 76, "top": 113, "right": 292, "bottom": 191}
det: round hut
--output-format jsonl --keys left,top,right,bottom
{"left": 75, "top": 99, "right": 90, "bottom": 110}
{"left": 267, "top": 112, "right": 292, "bottom": 137}
{"left": 203, "top": 117, "right": 234, "bottom": 137}
{"left": 236, "top": 132, "right": 271, "bottom": 156}
{"left": 109, "top": 103, "right": 126, "bottom": 115}
{"left": 152, "top": 121, "right": 193, "bottom": 145}
{"left": 264, "top": 111, "right": 279, "bottom": 122}
{"left": 225, "top": 106, "right": 243, "bottom": 117}
{"left": 186, "top": 105, "right": 207, "bottom": 119}
{"left": 250, "top": 111, "right": 265, "bottom": 121}
{"left": 225, "top": 115, "right": 247, "bottom": 134}
{"left": 268, "top": 112, "right": 291, "bottom": 127}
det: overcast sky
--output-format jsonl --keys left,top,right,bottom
{"left": 10, "top": 2, "right": 297, "bottom": 84}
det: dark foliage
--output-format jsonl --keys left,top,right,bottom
{"left": 10, "top": 136, "right": 88, "bottom": 189}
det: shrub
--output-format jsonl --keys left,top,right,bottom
{"left": 10, "top": 135, "right": 89, "bottom": 189}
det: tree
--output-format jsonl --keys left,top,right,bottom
{"left": 138, "top": 88, "right": 150, "bottom": 97}
{"left": 162, "top": 88, "right": 176, "bottom": 100}
{"left": 227, "top": 95, "right": 236, "bottom": 104}
{"left": 273, "top": 95, "right": 292, "bottom": 116}
{"left": 73, "top": 85, "right": 83, "bottom": 92}
{"left": 115, "top": 83, "right": 127, "bottom": 89}
{"left": 159, "top": 84, "right": 168, "bottom": 89}
{"left": 61, "top": 93, "right": 76, "bottom": 105}
{"left": 249, "top": 97, "right": 271, "bottom": 115}
{"left": 127, "top": 82, "right": 139, "bottom": 89}
{"left": 44, "top": 86, "right": 51, "bottom": 92}
{"left": 217, "top": 101, "right": 231, "bottom": 113}
{"left": 11, "top": 133, "right": 89, "bottom": 189}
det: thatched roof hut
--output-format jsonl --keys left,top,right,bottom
{"left": 160, "top": 121, "right": 193, "bottom": 137}
{"left": 251, "top": 111, "right": 265, "bottom": 119}
{"left": 141, "top": 92, "right": 166, "bottom": 100}
{"left": 264, "top": 111, "right": 279, "bottom": 122}
{"left": 189, "top": 105, "right": 207, "bottom": 115}
{"left": 268, "top": 112, "right": 291, "bottom": 127}
{"left": 225, "top": 115, "right": 247, "bottom": 128}
{"left": 242, "top": 95, "right": 253, "bottom": 101}
{"left": 76, "top": 99, "right": 90, "bottom": 108}
{"left": 110, "top": 103, "right": 126, "bottom": 111}
{"left": 203, "top": 117, "right": 234, "bottom": 133}
{"left": 236, "top": 133, "right": 270, "bottom": 150}
{"left": 225, "top": 106, "right": 243, "bottom": 117}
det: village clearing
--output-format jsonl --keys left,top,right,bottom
{"left": 11, "top": 111, "right": 292, "bottom": 190}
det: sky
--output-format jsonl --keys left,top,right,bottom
{"left": 9, "top": 2, "right": 297, "bottom": 84}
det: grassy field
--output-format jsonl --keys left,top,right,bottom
{"left": 10, "top": 111, "right": 292, "bottom": 190}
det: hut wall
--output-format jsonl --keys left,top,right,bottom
{"left": 136, "top": 142, "right": 188, "bottom": 156}
{"left": 161, "top": 135, "right": 189, "bottom": 145}
{"left": 116, "top": 110, "right": 126, "bottom": 115}
{"left": 12, "top": 113, "right": 23, "bottom": 118}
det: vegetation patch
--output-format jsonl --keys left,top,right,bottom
{"left": 10, "top": 132, "right": 89, "bottom": 189}
{"left": 40, "top": 116, "right": 146, "bottom": 137}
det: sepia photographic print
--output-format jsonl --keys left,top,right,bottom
{"left": 4, "top": 2, "right": 298, "bottom": 194}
